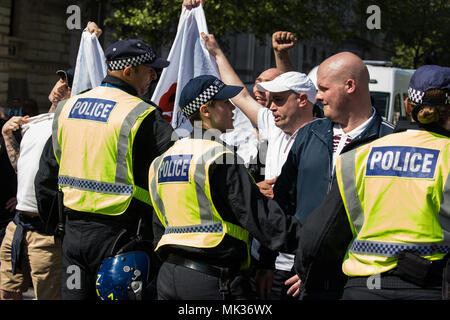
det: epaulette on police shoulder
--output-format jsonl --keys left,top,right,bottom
{"left": 142, "top": 98, "right": 163, "bottom": 113}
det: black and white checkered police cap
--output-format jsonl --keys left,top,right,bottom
{"left": 105, "top": 39, "right": 169, "bottom": 71}
{"left": 408, "top": 65, "right": 450, "bottom": 106}
{"left": 179, "top": 75, "right": 243, "bottom": 118}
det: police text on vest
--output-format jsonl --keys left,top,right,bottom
{"left": 158, "top": 154, "right": 193, "bottom": 183}
{"left": 366, "top": 146, "right": 439, "bottom": 179}
{"left": 68, "top": 98, "right": 117, "bottom": 122}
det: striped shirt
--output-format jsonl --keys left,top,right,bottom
{"left": 332, "top": 108, "right": 376, "bottom": 172}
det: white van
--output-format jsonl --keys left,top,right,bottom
{"left": 308, "top": 61, "right": 415, "bottom": 125}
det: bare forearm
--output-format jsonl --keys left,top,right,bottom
{"left": 275, "top": 50, "right": 295, "bottom": 73}
{"left": 213, "top": 51, "right": 261, "bottom": 125}
{"left": 272, "top": 31, "right": 296, "bottom": 73}
{"left": 3, "top": 134, "right": 20, "bottom": 172}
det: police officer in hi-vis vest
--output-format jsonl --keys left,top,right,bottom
{"left": 43, "top": 39, "right": 175, "bottom": 300}
{"left": 148, "top": 75, "right": 302, "bottom": 300}
{"left": 287, "top": 65, "right": 450, "bottom": 300}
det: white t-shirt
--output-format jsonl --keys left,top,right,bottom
{"left": 221, "top": 107, "right": 260, "bottom": 166}
{"left": 257, "top": 108, "right": 299, "bottom": 179}
{"left": 15, "top": 113, "right": 54, "bottom": 213}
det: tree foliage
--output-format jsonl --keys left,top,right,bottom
{"left": 104, "top": 0, "right": 349, "bottom": 48}
{"left": 104, "top": 1, "right": 450, "bottom": 69}
{"left": 350, "top": 0, "right": 450, "bottom": 68}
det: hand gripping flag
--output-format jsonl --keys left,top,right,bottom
{"left": 151, "top": 6, "right": 259, "bottom": 168}
{"left": 71, "top": 29, "right": 108, "bottom": 97}
{"left": 151, "top": 5, "right": 219, "bottom": 137}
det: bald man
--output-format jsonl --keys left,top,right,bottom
{"left": 273, "top": 52, "right": 394, "bottom": 300}
{"left": 253, "top": 68, "right": 283, "bottom": 108}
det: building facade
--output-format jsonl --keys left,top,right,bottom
{"left": 1, "top": 1, "right": 389, "bottom": 114}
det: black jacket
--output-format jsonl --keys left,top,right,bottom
{"left": 34, "top": 75, "right": 176, "bottom": 234}
{"left": 294, "top": 123, "right": 450, "bottom": 298}
{"left": 152, "top": 132, "right": 302, "bottom": 269}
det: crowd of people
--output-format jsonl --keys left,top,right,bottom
{"left": 0, "top": 0, "right": 449, "bottom": 301}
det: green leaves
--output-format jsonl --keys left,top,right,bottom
{"left": 104, "top": 0, "right": 449, "bottom": 68}
{"left": 105, "top": 0, "right": 347, "bottom": 47}
{"left": 350, "top": 0, "right": 450, "bottom": 68}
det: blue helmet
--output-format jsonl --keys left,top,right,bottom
{"left": 96, "top": 251, "right": 150, "bottom": 300}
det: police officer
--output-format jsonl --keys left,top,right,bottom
{"left": 37, "top": 39, "right": 175, "bottom": 300}
{"left": 148, "top": 75, "right": 301, "bottom": 300}
{"left": 288, "top": 65, "right": 450, "bottom": 300}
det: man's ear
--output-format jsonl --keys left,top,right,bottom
{"left": 199, "top": 104, "right": 210, "bottom": 118}
{"left": 297, "top": 93, "right": 308, "bottom": 107}
{"left": 122, "top": 66, "right": 133, "bottom": 79}
{"left": 345, "top": 78, "right": 356, "bottom": 94}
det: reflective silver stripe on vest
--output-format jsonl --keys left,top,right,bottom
{"left": 439, "top": 173, "right": 450, "bottom": 243}
{"left": 194, "top": 145, "right": 229, "bottom": 224}
{"left": 151, "top": 143, "right": 231, "bottom": 229}
{"left": 52, "top": 99, "right": 68, "bottom": 163}
{"left": 165, "top": 222, "right": 223, "bottom": 235}
{"left": 58, "top": 175, "right": 133, "bottom": 195}
{"left": 340, "top": 149, "right": 365, "bottom": 233}
{"left": 349, "top": 239, "right": 450, "bottom": 257}
{"left": 150, "top": 155, "right": 168, "bottom": 226}
{"left": 115, "top": 101, "right": 153, "bottom": 184}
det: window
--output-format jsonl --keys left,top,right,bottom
{"left": 371, "top": 92, "right": 390, "bottom": 119}
{"left": 393, "top": 93, "right": 402, "bottom": 125}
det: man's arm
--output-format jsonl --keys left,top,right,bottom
{"left": 202, "top": 32, "right": 262, "bottom": 126}
{"left": 272, "top": 142, "right": 300, "bottom": 215}
{"left": 1, "top": 116, "right": 29, "bottom": 172}
{"left": 272, "top": 31, "right": 296, "bottom": 73}
{"left": 287, "top": 179, "right": 352, "bottom": 297}
{"left": 213, "top": 160, "right": 302, "bottom": 253}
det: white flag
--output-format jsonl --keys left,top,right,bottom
{"left": 152, "top": 6, "right": 259, "bottom": 166}
{"left": 71, "top": 29, "right": 108, "bottom": 96}
{"left": 151, "top": 6, "right": 218, "bottom": 137}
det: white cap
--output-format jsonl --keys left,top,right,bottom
{"left": 255, "top": 71, "right": 317, "bottom": 103}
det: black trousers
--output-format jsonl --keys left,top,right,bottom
{"left": 60, "top": 218, "right": 130, "bottom": 300}
{"left": 342, "top": 286, "right": 442, "bottom": 300}
{"left": 157, "top": 261, "right": 253, "bottom": 300}
{"left": 342, "top": 275, "right": 442, "bottom": 300}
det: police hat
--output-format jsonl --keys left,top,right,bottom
{"left": 408, "top": 65, "right": 450, "bottom": 106}
{"left": 179, "top": 75, "right": 243, "bottom": 117}
{"left": 104, "top": 39, "right": 169, "bottom": 71}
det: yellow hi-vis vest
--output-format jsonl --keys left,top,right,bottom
{"left": 148, "top": 138, "right": 250, "bottom": 268}
{"left": 52, "top": 84, "right": 155, "bottom": 215}
{"left": 336, "top": 130, "right": 450, "bottom": 277}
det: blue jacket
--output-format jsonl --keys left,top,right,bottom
{"left": 273, "top": 113, "right": 394, "bottom": 224}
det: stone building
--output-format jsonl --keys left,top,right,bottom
{"left": 0, "top": 1, "right": 389, "bottom": 114}
{"left": 0, "top": 0, "right": 101, "bottom": 113}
